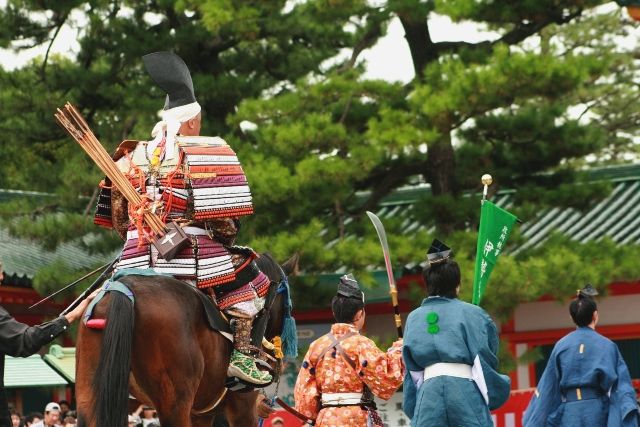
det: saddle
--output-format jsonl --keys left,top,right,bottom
{"left": 85, "top": 260, "right": 281, "bottom": 391}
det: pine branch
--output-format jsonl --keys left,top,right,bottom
{"left": 353, "top": 158, "right": 429, "bottom": 214}
{"left": 41, "top": 11, "right": 68, "bottom": 81}
{"left": 399, "top": 7, "right": 585, "bottom": 79}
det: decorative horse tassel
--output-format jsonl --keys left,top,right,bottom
{"left": 281, "top": 314, "right": 298, "bottom": 358}
{"left": 277, "top": 275, "right": 298, "bottom": 358}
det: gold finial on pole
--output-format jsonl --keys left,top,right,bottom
{"left": 481, "top": 174, "right": 493, "bottom": 201}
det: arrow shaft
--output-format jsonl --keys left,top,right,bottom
{"left": 59, "top": 257, "right": 118, "bottom": 316}
{"left": 28, "top": 261, "right": 111, "bottom": 310}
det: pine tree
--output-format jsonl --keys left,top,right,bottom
{"left": 0, "top": 1, "right": 638, "bottom": 319}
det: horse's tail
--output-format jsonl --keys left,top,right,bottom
{"left": 93, "top": 291, "right": 134, "bottom": 427}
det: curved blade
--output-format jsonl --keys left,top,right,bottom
{"left": 366, "top": 211, "right": 395, "bottom": 288}
{"left": 366, "top": 211, "right": 403, "bottom": 338}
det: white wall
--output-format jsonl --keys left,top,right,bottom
{"left": 514, "top": 294, "right": 640, "bottom": 332}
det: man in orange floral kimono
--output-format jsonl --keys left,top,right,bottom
{"left": 294, "top": 274, "right": 404, "bottom": 426}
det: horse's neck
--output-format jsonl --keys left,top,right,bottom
{"left": 264, "top": 291, "right": 285, "bottom": 341}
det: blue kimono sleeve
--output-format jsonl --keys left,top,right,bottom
{"left": 607, "top": 347, "right": 639, "bottom": 427}
{"left": 475, "top": 312, "right": 511, "bottom": 410}
{"left": 402, "top": 342, "right": 421, "bottom": 419}
{"left": 523, "top": 346, "right": 562, "bottom": 427}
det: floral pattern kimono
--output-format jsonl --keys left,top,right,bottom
{"left": 294, "top": 323, "right": 404, "bottom": 427}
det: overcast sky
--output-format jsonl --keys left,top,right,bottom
{"left": 0, "top": 4, "right": 505, "bottom": 83}
{"left": 0, "top": 2, "right": 631, "bottom": 83}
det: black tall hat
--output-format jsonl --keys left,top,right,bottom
{"left": 426, "top": 239, "right": 452, "bottom": 266}
{"left": 337, "top": 273, "right": 364, "bottom": 301}
{"left": 578, "top": 283, "right": 599, "bottom": 298}
{"left": 142, "top": 51, "right": 196, "bottom": 110}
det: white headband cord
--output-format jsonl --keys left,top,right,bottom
{"left": 150, "top": 101, "right": 201, "bottom": 158}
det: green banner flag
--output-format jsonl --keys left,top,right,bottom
{"left": 472, "top": 200, "right": 518, "bottom": 305}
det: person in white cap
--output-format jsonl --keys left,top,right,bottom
{"left": 29, "top": 403, "right": 61, "bottom": 427}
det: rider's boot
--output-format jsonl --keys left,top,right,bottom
{"left": 227, "top": 317, "right": 272, "bottom": 385}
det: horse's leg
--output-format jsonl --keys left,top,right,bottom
{"left": 75, "top": 326, "right": 101, "bottom": 427}
{"left": 129, "top": 285, "right": 207, "bottom": 427}
{"left": 129, "top": 374, "right": 153, "bottom": 406}
{"left": 190, "top": 326, "right": 233, "bottom": 425}
{"left": 223, "top": 391, "right": 260, "bottom": 427}
{"left": 75, "top": 299, "right": 110, "bottom": 427}
{"left": 130, "top": 336, "right": 200, "bottom": 425}
{"left": 191, "top": 415, "right": 216, "bottom": 427}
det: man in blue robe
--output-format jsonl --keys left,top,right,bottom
{"left": 523, "top": 286, "right": 639, "bottom": 427}
{"left": 402, "top": 240, "right": 511, "bottom": 426}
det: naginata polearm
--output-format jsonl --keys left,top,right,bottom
{"left": 366, "top": 211, "right": 403, "bottom": 338}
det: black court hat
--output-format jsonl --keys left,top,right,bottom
{"left": 578, "top": 283, "right": 599, "bottom": 298}
{"left": 426, "top": 239, "right": 452, "bottom": 266}
{"left": 142, "top": 51, "right": 196, "bottom": 110}
{"left": 337, "top": 273, "right": 364, "bottom": 301}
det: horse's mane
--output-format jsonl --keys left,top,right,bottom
{"left": 255, "top": 252, "right": 285, "bottom": 284}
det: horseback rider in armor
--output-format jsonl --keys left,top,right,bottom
{"left": 94, "top": 51, "right": 271, "bottom": 385}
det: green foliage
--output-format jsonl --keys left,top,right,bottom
{"left": 32, "top": 259, "right": 103, "bottom": 297}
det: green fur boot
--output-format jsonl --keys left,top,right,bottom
{"left": 227, "top": 349, "right": 272, "bottom": 385}
{"left": 227, "top": 317, "right": 272, "bottom": 385}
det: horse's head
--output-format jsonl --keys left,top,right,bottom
{"left": 255, "top": 252, "right": 299, "bottom": 358}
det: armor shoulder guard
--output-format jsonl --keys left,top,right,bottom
{"left": 111, "top": 187, "right": 129, "bottom": 240}
{"left": 176, "top": 135, "right": 228, "bottom": 147}
{"left": 178, "top": 138, "right": 254, "bottom": 220}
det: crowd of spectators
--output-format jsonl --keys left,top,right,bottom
{"left": 128, "top": 404, "right": 160, "bottom": 426}
{"left": 9, "top": 401, "right": 76, "bottom": 427}
{"left": 8, "top": 400, "right": 163, "bottom": 427}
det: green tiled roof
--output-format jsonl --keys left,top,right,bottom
{"left": 4, "top": 354, "right": 68, "bottom": 388}
{"left": 0, "top": 188, "right": 112, "bottom": 279}
{"left": 301, "top": 164, "right": 640, "bottom": 306}
{"left": 0, "top": 189, "right": 54, "bottom": 204}
{"left": 371, "top": 164, "right": 640, "bottom": 249}
{"left": 1, "top": 164, "right": 637, "bottom": 290}
{"left": 0, "top": 227, "right": 113, "bottom": 278}
{"left": 43, "top": 345, "right": 76, "bottom": 383}
{"left": 517, "top": 178, "right": 640, "bottom": 252}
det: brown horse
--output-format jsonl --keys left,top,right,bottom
{"left": 75, "top": 253, "right": 297, "bottom": 427}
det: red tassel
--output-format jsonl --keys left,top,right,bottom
{"left": 86, "top": 318, "right": 107, "bottom": 330}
